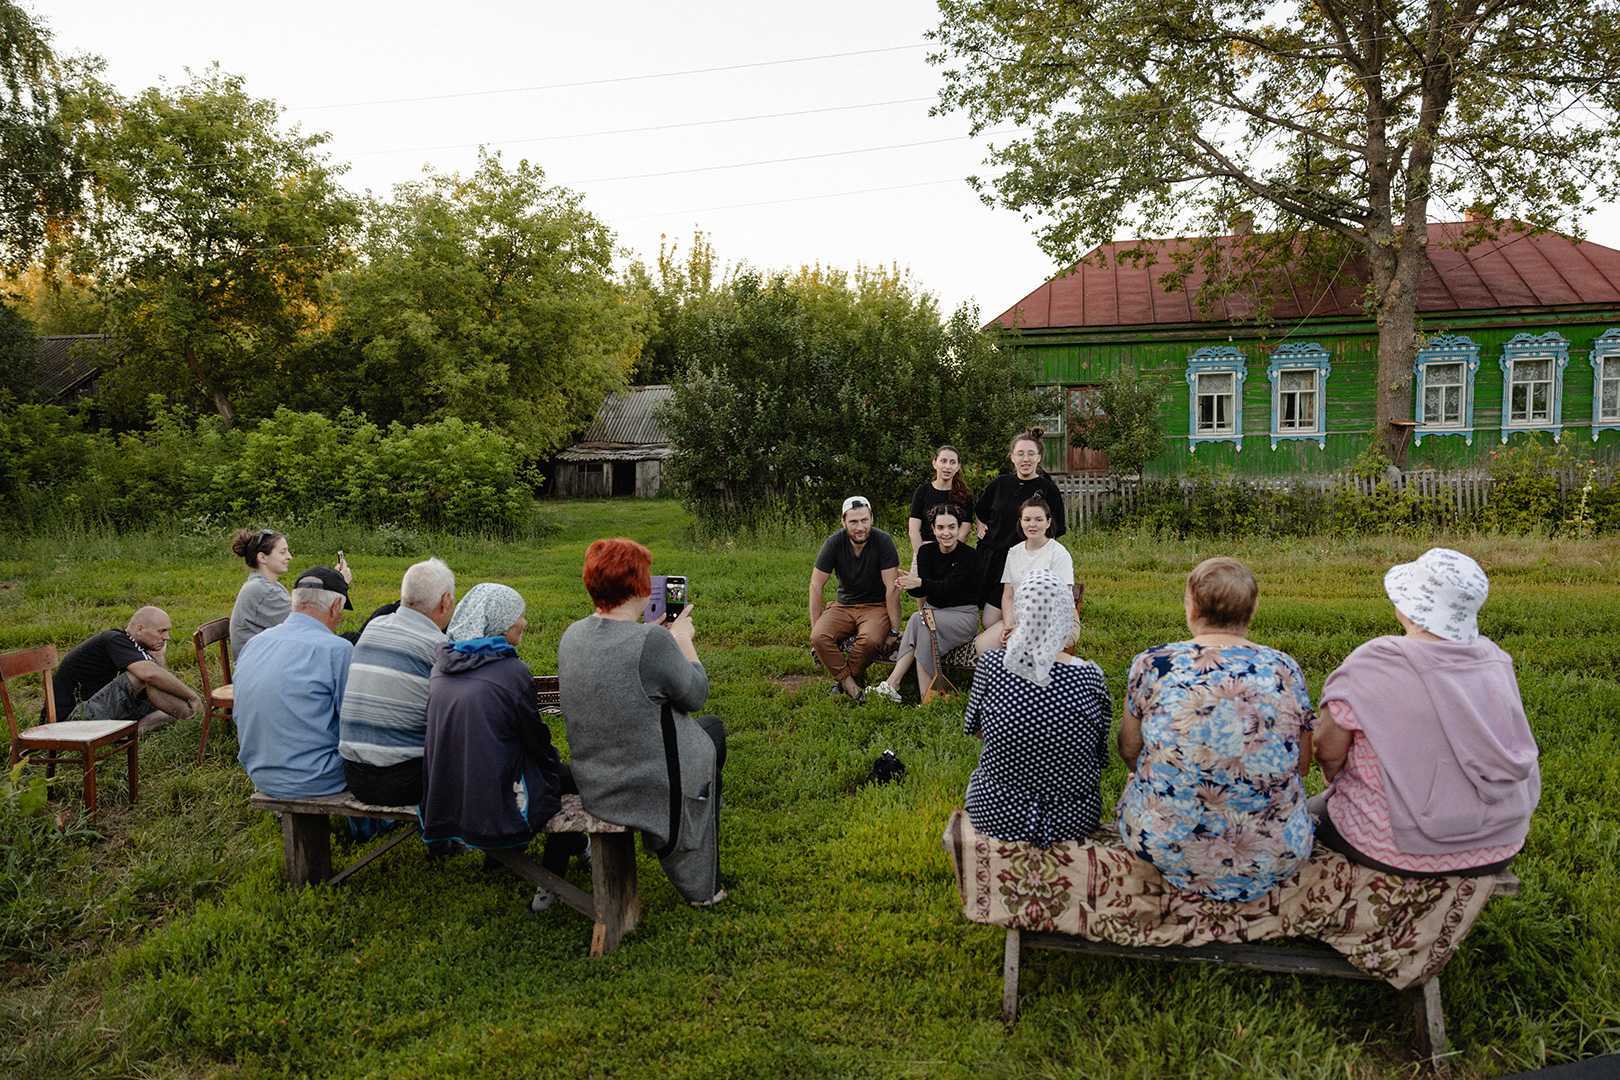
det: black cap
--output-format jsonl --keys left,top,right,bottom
{"left": 293, "top": 566, "right": 354, "bottom": 609}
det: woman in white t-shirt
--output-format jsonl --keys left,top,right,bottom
{"left": 975, "top": 496, "right": 1072, "bottom": 656}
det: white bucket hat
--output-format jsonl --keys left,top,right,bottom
{"left": 1383, "top": 548, "right": 1488, "bottom": 642}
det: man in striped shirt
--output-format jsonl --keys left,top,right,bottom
{"left": 338, "top": 558, "right": 456, "bottom": 806}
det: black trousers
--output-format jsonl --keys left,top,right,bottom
{"left": 344, "top": 757, "right": 423, "bottom": 807}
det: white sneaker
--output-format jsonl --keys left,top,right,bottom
{"left": 868, "top": 682, "right": 902, "bottom": 704}
{"left": 530, "top": 887, "right": 556, "bottom": 913}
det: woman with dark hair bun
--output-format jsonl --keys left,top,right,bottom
{"left": 972, "top": 429, "right": 1067, "bottom": 630}
{"left": 228, "top": 529, "right": 350, "bottom": 657}
{"left": 906, "top": 445, "right": 973, "bottom": 554}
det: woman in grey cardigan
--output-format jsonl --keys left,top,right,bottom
{"left": 558, "top": 538, "right": 726, "bottom": 906}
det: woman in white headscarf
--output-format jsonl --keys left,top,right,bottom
{"left": 421, "top": 583, "right": 583, "bottom": 904}
{"left": 962, "top": 570, "right": 1111, "bottom": 847}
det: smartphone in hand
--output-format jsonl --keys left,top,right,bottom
{"left": 643, "top": 575, "right": 689, "bottom": 624}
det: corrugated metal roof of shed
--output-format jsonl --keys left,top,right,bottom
{"left": 36, "top": 334, "right": 109, "bottom": 401}
{"left": 992, "top": 221, "right": 1620, "bottom": 331}
{"left": 575, "top": 384, "right": 673, "bottom": 447}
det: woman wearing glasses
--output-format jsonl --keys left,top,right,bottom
{"left": 229, "top": 528, "right": 351, "bottom": 656}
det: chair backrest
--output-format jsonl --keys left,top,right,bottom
{"left": 533, "top": 674, "right": 561, "bottom": 713}
{"left": 0, "top": 644, "right": 59, "bottom": 739}
{"left": 193, "top": 617, "right": 232, "bottom": 695}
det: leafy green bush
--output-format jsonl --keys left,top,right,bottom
{"left": 0, "top": 402, "right": 537, "bottom": 535}
{"left": 1486, "top": 439, "right": 1570, "bottom": 534}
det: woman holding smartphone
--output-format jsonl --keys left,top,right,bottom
{"left": 907, "top": 445, "right": 973, "bottom": 555}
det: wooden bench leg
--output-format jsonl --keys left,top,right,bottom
{"left": 281, "top": 812, "right": 333, "bottom": 886}
{"left": 589, "top": 831, "right": 640, "bottom": 956}
{"left": 1002, "top": 928, "right": 1022, "bottom": 1024}
{"left": 126, "top": 732, "right": 139, "bottom": 804}
{"left": 82, "top": 748, "right": 97, "bottom": 817}
{"left": 1404, "top": 976, "right": 1448, "bottom": 1069}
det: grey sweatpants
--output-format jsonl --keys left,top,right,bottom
{"left": 895, "top": 605, "right": 980, "bottom": 684}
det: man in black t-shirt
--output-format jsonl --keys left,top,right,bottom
{"left": 808, "top": 495, "right": 902, "bottom": 701}
{"left": 49, "top": 607, "right": 203, "bottom": 730}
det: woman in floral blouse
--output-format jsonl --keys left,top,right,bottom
{"left": 1116, "top": 557, "right": 1316, "bottom": 902}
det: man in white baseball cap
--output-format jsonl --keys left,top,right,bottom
{"left": 808, "top": 495, "right": 901, "bottom": 701}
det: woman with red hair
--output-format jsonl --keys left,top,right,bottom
{"left": 557, "top": 538, "right": 726, "bottom": 906}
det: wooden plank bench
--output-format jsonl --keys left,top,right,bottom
{"left": 999, "top": 876, "right": 1520, "bottom": 1068}
{"left": 249, "top": 790, "right": 642, "bottom": 957}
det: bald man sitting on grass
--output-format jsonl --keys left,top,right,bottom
{"left": 50, "top": 606, "right": 203, "bottom": 731}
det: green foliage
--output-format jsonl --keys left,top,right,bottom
{"left": 77, "top": 67, "right": 359, "bottom": 427}
{"left": 1486, "top": 439, "right": 1572, "bottom": 535}
{"left": 0, "top": 402, "right": 536, "bottom": 535}
{"left": 1112, "top": 472, "right": 1462, "bottom": 539}
{"left": 0, "top": 2, "right": 94, "bottom": 270}
{"left": 1068, "top": 369, "right": 1166, "bottom": 480}
{"left": 325, "top": 151, "right": 648, "bottom": 458}
{"left": 662, "top": 266, "right": 1048, "bottom": 531}
{"left": 0, "top": 298, "right": 37, "bottom": 399}
{"left": 626, "top": 230, "right": 721, "bottom": 384}
{"left": 1, "top": 761, "right": 98, "bottom": 961}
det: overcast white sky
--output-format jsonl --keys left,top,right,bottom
{"left": 41, "top": 1, "right": 1620, "bottom": 321}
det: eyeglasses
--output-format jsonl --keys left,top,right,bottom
{"left": 258, "top": 529, "right": 276, "bottom": 550}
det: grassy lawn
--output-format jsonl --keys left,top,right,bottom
{"left": 2, "top": 500, "right": 1617, "bottom": 1078}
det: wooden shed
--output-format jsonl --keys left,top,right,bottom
{"left": 992, "top": 220, "right": 1620, "bottom": 476}
{"left": 553, "top": 385, "right": 673, "bottom": 498}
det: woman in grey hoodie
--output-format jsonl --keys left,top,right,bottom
{"left": 558, "top": 538, "right": 726, "bottom": 907}
{"left": 1313, "top": 548, "right": 1540, "bottom": 877}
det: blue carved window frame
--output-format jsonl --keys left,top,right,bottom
{"left": 1412, "top": 334, "right": 1480, "bottom": 446}
{"left": 1591, "top": 328, "right": 1620, "bottom": 441}
{"left": 1186, "top": 346, "right": 1247, "bottom": 453}
{"left": 1499, "top": 331, "right": 1569, "bottom": 443}
{"left": 1266, "top": 343, "right": 1331, "bottom": 449}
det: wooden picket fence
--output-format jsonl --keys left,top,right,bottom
{"left": 1052, "top": 468, "right": 1609, "bottom": 531}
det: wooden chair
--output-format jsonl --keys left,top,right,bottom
{"left": 193, "top": 617, "right": 234, "bottom": 763}
{"left": 1, "top": 645, "right": 140, "bottom": 816}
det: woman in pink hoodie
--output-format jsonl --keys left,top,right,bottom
{"left": 1314, "top": 548, "right": 1540, "bottom": 877}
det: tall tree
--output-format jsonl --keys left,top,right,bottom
{"left": 79, "top": 68, "right": 358, "bottom": 426}
{"left": 0, "top": 1, "right": 95, "bottom": 271}
{"left": 625, "top": 230, "right": 721, "bottom": 383}
{"left": 662, "top": 265, "right": 1049, "bottom": 528}
{"left": 327, "top": 151, "right": 648, "bottom": 457}
{"left": 931, "top": 1, "right": 1620, "bottom": 454}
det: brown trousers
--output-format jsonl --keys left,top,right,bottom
{"left": 811, "top": 603, "right": 892, "bottom": 682}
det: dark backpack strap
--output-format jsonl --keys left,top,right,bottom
{"left": 651, "top": 701, "right": 682, "bottom": 859}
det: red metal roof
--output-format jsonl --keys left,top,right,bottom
{"left": 991, "top": 221, "right": 1620, "bottom": 331}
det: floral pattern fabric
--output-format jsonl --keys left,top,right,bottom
{"left": 944, "top": 811, "right": 1512, "bottom": 989}
{"left": 1117, "top": 642, "right": 1316, "bottom": 902}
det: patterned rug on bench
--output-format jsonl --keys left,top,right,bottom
{"left": 943, "top": 810, "right": 1512, "bottom": 989}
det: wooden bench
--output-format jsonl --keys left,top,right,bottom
{"left": 249, "top": 790, "right": 641, "bottom": 957}
{"left": 999, "top": 876, "right": 1520, "bottom": 1068}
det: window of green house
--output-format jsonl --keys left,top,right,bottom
{"left": 1499, "top": 331, "right": 1569, "bottom": 443}
{"left": 1266, "top": 343, "right": 1331, "bottom": 449}
{"left": 1413, "top": 335, "right": 1480, "bottom": 446}
{"left": 1591, "top": 328, "right": 1620, "bottom": 440}
{"left": 1186, "top": 346, "right": 1247, "bottom": 452}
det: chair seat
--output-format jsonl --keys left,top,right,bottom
{"left": 211, "top": 684, "right": 234, "bottom": 707}
{"left": 18, "top": 719, "right": 138, "bottom": 745}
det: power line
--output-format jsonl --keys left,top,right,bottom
{"left": 288, "top": 43, "right": 928, "bottom": 111}
{"left": 622, "top": 177, "right": 968, "bottom": 219}
{"left": 569, "top": 132, "right": 999, "bottom": 185}
{"left": 347, "top": 96, "right": 935, "bottom": 158}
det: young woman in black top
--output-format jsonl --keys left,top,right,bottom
{"left": 906, "top": 444, "right": 973, "bottom": 554}
{"left": 869, "top": 504, "right": 981, "bottom": 703}
{"left": 973, "top": 428, "right": 1066, "bottom": 627}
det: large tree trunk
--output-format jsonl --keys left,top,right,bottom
{"left": 1370, "top": 232, "right": 1425, "bottom": 463}
{"left": 183, "top": 342, "right": 236, "bottom": 427}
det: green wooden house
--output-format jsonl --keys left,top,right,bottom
{"left": 991, "top": 220, "right": 1620, "bottom": 477}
